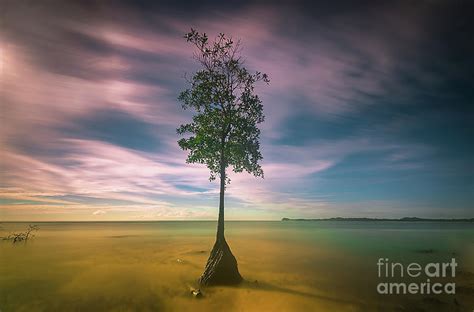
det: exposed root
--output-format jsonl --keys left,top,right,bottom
{"left": 199, "top": 237, "right": 242, "bottom": 286}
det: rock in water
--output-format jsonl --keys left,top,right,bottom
{"left": 190, "top": 289, "right": 202, "bottom": 298}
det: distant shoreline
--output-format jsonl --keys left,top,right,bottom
{"left": 1, "top": 218, "right": 473, "bottom": 223}
{"left": 281, "top": 217, "right": 474, "bottom": 222}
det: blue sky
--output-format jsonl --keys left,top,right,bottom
{"left": 1, "top": 0, "right": 472, "bottom": 220}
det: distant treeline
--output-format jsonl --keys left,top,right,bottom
{"left": 281, "top": 217, "right": 474, "bottom": 222}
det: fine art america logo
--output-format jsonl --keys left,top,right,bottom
{"left": 376, "top": 258, "right": 457, "bottom": 295}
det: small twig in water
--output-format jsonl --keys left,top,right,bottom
{"left": 1, "top": 224, "right": 39, "bottom": 243}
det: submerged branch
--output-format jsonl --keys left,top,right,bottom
{"left": 1, "top": 224, "right": 39, "bottom": 243}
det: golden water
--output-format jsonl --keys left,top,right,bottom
{"left": 1, "top": 221, "right": 473, "bottom": 311}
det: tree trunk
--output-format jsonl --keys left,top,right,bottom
{"left": 199, "top": 159, "right": 243, "bottom": 286}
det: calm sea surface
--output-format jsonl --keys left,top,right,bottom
{"left": 1, "top": 221, "right": 473, "bottom": 311}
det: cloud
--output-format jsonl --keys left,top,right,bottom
{"left": 1, "top": 1, "right": 472, "bottom": 220}
{"left": 92, "top": 209, "right": 106, "bottom": 215}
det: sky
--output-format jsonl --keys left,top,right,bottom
{"left": 1, "top": 0, "right": 473, "bottom": 221}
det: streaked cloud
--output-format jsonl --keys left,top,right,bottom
{"left": 1, "top": 0, "right": 472, "bottom": 220}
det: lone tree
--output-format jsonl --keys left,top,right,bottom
{"left": 177, "top": 29, "right": 268, "bottom": 285}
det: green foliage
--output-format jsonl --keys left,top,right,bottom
{"left": 177, "top": 29, "right": 269, "bottom": 183}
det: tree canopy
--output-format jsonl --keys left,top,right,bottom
{"left": 177, "top": 29, "right": 269, "bottom": 183}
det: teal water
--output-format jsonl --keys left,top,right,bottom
{"left": 1, "top": 221, "right": 473, "bottom": 311}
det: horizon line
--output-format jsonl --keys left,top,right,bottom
{"left": 2, "top": 216, "right": 474, "bottom": 223}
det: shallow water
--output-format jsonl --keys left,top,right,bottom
{"left": 1, "top": 221, "right": 473, "bottom": 311}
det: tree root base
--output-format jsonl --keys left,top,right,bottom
{"left": 199, "top": 238, "right": 243, "bottom": 286}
